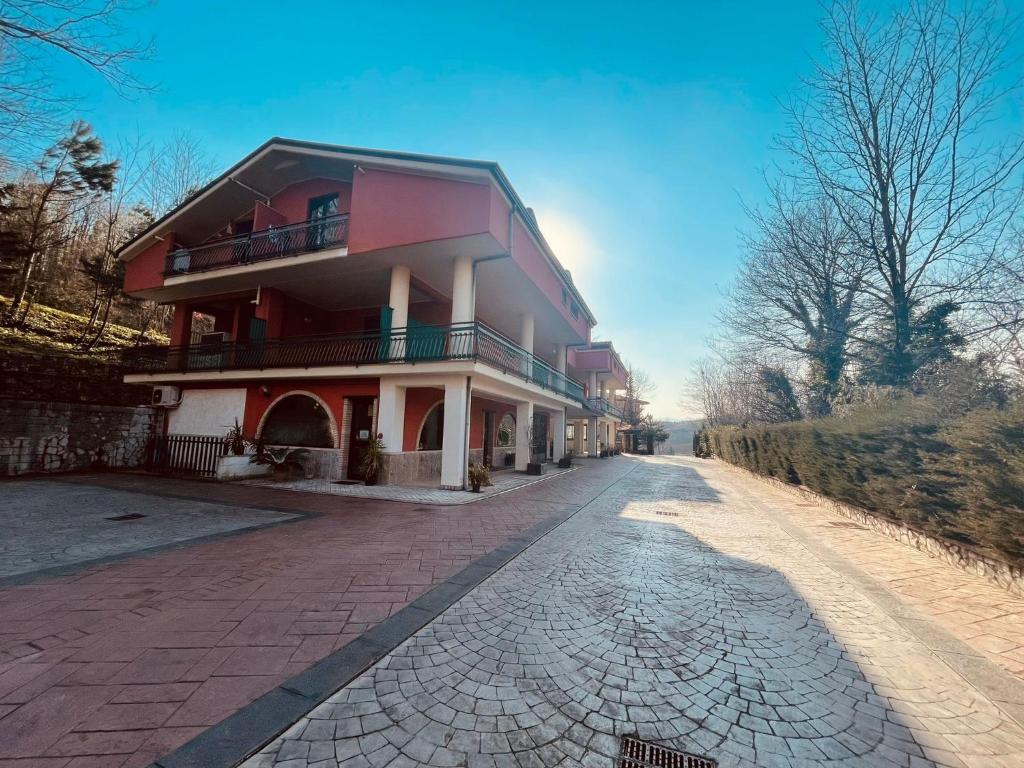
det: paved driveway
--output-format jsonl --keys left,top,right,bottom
{"left": 0, "top": 481, "right": 298, "bottom": 579}
{"left": 0, "top": 461, "right": 633, "bottom": 767}
{"left": 247, "top": 456, "right": 1024, "bottom": 768}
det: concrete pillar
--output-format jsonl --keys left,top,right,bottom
{"left": 389, "top": 266, "right": 411, "bottom": 329}
{"left": 587, "top": 416, "right": 598, "bottom": 456}
{"left": 555, "top": 344, "right": 567, "bottom": 375}
{"left": 519, "top": 313, "right": 535, "bottom": 355}
{"left": 588, "top": 371, "right": 598, "bottom": 400}
{"left": 440, "top": 378, "right": 471, "bottom": 489}
{"left": 552, "top": 409, "right": 566, "bottom": 460}
{"left": 451, "top": 255, "right": 475, "bottom": 324}
{"left": 170, "top": 302, "right": 192, "bottom": 346}
{"left": 376, "top": 380, "right": 406, "bottom": 454}
{"left": 515, "top": 401, "right": 534, "bottom": 471}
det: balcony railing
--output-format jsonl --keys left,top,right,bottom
{"left": 164, "top": 214, "right": 350, "bottom": 277}
{"left": 123, "top": 322, "right": 586, "bottom": 402}
{"left": 586, "top": 397, "right": 624, "bottom": 419}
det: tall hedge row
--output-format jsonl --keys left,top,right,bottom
{"left": 705, "top": 398, "right": 1024, "bottom": 561}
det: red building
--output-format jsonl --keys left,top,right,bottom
{"left": 120, "top": 139, "right": 630, "bottom": 489}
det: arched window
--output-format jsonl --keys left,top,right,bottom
{"left": 418, "top": 403, "right": 444, "bottom": 450}
{"left": 261, "top": 394, "right": 333, "bottom": 448}
{"left": 496, "top": 413, "right": 516, "bottom": 447}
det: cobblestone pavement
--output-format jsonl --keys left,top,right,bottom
{"left": 0, "top": 461, "right": 633, "bottom": 767}
{"left": 0, "top": 481, "right": 297, "bottom": 578}
{"left": 246, "top": 456, "right": 1024, "bottom": 768}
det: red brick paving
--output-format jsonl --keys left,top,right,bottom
{"left": 0, "top": 461, "right": 632, "bottom": 767}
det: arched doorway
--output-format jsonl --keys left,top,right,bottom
{"left": 259, "top": 393, "right": 335, "bottom": 448}
{"left": 418, "top": 402, "right": 444, "bottom": 450}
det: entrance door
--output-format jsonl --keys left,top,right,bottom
{"left": 482, "top": 411, "right": 494, "bottom": 468}
{"left": 346, "top": 397, "right": 376, "bottom": 480}
{"left": 531, "top": 412, "right": 549, "bottom": 463}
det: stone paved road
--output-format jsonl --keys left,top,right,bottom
{"left": 0, "top": 481, "right": 297, "bottom": 578}
{"left": 246, "top": 456, "right": 1024, "bottom": 768}
{"left": 0, "top": 461, "right": 634, "bottom": 767}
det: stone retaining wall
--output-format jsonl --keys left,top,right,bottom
{"left": 0, "top": 399, "right": 159, "bottom": 476}
{"left": 736, "top": 462, "right": 1024, "bottom": 598}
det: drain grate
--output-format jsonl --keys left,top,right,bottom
{"left": 106, "top": 513, "right": 146, "bottom": 521}
{"left": 619, "top": 736, "right": 717, "bottom": 768}
{"left": 655, "top": 511, "right": 681, "bottom": 518}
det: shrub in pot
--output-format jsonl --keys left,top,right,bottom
{"left": 468, "top": 463, "right": 491, "bottom": 492}
{"left": 223, "top": 418, "right": 248, "bottom": 456}
{"left": 557, "top": 453, "right": 573, "bottom": 469}
{"left": 360, "top": 433, "right": 386, "bottom": 486}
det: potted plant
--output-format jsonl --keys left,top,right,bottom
{"left": 360, "top": 433, "right": 386, "bottom": 485}
{"left": 468, "top": 463, "right": 491, "bottom": 492}
{"left": 525, "top": 425, "right": 544, "bottom": 475}
{"left": 250, "top": 441, "right": 311, "bottom": 481}
{"left": 557, "top": 452, "right": 573, "bottom": 469}
{"left": 223, "top": 419, "right": 247, "bottom": 456}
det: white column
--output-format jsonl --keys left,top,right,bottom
{"left": 555, "top": 344, "right": 567, "bottom": 375}
{"left": 440, "top": 378, "right": 470, "bottom": 489}
{"left": 552, "top": 409, "right": 566, "bottom": 460}
{"left": 376, "top": 380, "right": 405, "bottom": 454}
{"left": 451, "top": 255, "right": 475, "bottom": 324}
{"left": 519, "top": 313, "right": 535, "bottom": 355}
{"left": 587, "top": 416, "right": 598, "bottom": 456}
{"left": 515, "top": 401, "right": 534, "bottom": 471}
{"left": 588, "top": 371, "right": 598, "bottom": 400}
{"left": 389, "top": 266, "right": 411, "bottom": 329}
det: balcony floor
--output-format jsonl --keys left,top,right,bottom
{"left": 235, "top": 465, "right": 575, "bottom": 505}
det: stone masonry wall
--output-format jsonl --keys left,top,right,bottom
{"left": 0, "top": 399, "right": 159, "bottom": 476}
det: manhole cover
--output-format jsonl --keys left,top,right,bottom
{"left": 826, "top": 520, "right": 866, "bottom": 529}
{"left": 106, "top": 513, "right": 146, "bottom": 521}
{"left": 620, "top": 736, "right": 717, "bottom": 768}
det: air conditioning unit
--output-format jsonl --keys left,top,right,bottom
{"left": 199, "top": 331, "right": 231, "bottom": 345}
{"left": 152, "top": 385, "right": 181, "bottom": 407}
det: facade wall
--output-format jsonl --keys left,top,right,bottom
{"left": 241, "top": 379, "right": 379, "bottom": 445}
{"left": 167, "top": 388, "right": 247, "bottom": 436}
{"left": 403, "top": 387, "right": 444, "bottom": 451}
{"left": 0, "top": 399, "right": 158, "bottom": 476}
{"left": 468, "top": 395, "right": 517, "bottom": 451}
{"left": 123, "top": 234, "right": 171, "bottom": 293}
{"left": 348, "top": 169, "right": 492, "bottom": 254}
{"left": 267, "top": 178, "right": 353, "bottom": 223}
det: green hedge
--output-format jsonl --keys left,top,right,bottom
{"left": 705, "top": 397, "right": 1024, "bottom": 561}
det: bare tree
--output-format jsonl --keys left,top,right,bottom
{"left": 142, "top": 132, "right": 217, "bottom": 217}
{"left": 0, "top": 1, "right": 150, "bottom": 155}
{"left": 620, "top": 362, "right": 654, "bottom": 425}
{"left": 783, "top": 0, "right": 1024, "bottom": 385}
{"left": 723, "top": 187, "right": 866, "bottom": 415}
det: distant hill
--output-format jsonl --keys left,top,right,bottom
{"left": 659, "top": 419, "right": 703, "bottom": 455}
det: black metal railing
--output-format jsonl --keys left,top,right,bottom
{"left": 586, "top": 397, "right": 624, "bottom": 419}
{"left": 146, "top": 433, "right": 226, "bottom": 477}
{"left": 164, "top": 214, "right": 350, "bottom": 276}
{"left": 123, "top": 323, "right": 587, "bottom": 401}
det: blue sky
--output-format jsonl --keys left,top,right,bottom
{"left": 53, "top": 1, "right": 834, "bottom": 418}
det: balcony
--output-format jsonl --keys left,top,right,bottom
{"left": 164, "top": 214, "right": 350, "bottom": 277}
{"left": 586, "top": 397, "right": 624, "bottom": 419}
{"left": 123, "top": 322, "right": 585, "bottom": 402}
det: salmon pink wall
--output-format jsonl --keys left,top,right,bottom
{"left": 268, "top": 178, "right": 352, "bottom": 225}
{"left": 402, "top": 387, "right": 444, "bottom": 451}
{"left": 348, "top": 169, "right": 492, "bottom": 254}
{"left": 573, "top": 348, "right": 613, "bottom": 372}
{"left": 123, "top": 234, "right": 172, "bottom": 293}
{"left": 408, "top": 300, "right": 451, "bottom": 326}
{"left": 253, "top": 201, "right": 286, "bottom": 230}
{"left": 509, "top": 217, "right": 590, "bottom": 340}
{"left": 241, "top": 378, "right": 378, "bottom": 443}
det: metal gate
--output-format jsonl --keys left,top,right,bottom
{"left": 147, "top": 434, "right": 226, "bottom": 477}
